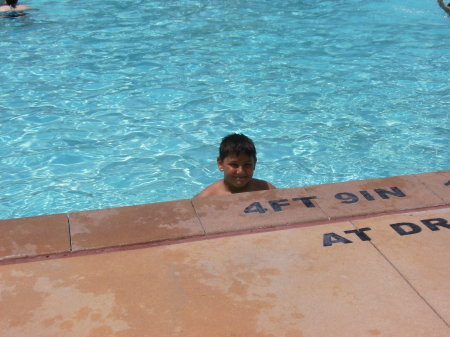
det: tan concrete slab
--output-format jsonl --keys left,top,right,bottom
{"left": 351, "top": 207, "right": 450, "bottom": 326}
{"left": 70, "top": 199, "right": 204, "bottom": 251}
{"left": 0, "top": 214, "right": 70, "bottom": 262}
{"left": 415, "top": 170, "right": 450, "bottom": 204}
{"left": 304, "top": 174, "right": 445, "bottom": 220}
{"left": 1, "top": 222, "right": 448, "bottom": 337}
{"left": 192, "top": 187, "right": 328, "bottom": 234}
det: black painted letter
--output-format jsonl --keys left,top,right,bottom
{"left": 374, "top": 187, "right": 406, "bottom": 199}
{"left": 359, "top": 191, "right": 376, "bottom": 201}
{"left": 269, "top": 199, "right": 290, "bottom": 212}
{"left": 292, "top": 196, "right": 317, "bottom": 208}
{"left": 421, "top": 218, "right": 450, "bottom": 231}
{"left": 244, "top": 202, "right": 267, "bottom": 214}
{"left": 390, "top": 222, "right": 422, "bottom": 236}
{"left": 323, "top": 233, "right": 352, "bottom": 247}
{"left": 344, "top": 227, "right": 372, "bottom": 241}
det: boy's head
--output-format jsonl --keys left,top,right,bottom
{"left": 217, "top": 133, "right": 257, "bottom": 191}
{"left": 6, "top": 0, "right": 18, "bottom": 7}
{"left": 218, "top": 133, "right": 257, "bottom": 163}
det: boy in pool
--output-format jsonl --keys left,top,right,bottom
{"left": 0, "top": 0, "right": 34, "bottom": 17}
{"left": 195, "top": 133, "right": 276, "bottom": 197}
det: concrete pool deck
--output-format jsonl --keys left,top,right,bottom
{"left": 0, "top": 170, "right": 449, "bottom": 336}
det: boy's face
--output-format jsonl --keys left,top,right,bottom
{"left": 217, "top": 152, "right": 256, "bottom": 191}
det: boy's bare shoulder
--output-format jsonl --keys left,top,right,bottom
{"left": 194, "top": 180, "right": 225, "bottom": 198}
{"left": 250, "top": 178, "right": 276, "bottom": 191}
{"left": 0, "top": 5, "right": 33, "bottom": 12}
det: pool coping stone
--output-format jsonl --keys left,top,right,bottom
{"left": 0, "top": 169, "right": 449, "bottom": 263}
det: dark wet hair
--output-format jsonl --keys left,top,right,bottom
{"left": 6, "top": 0, "right": 18, "bottom": 8}
{"left": 219, "top": 133, "right": 257, "bottom": 162}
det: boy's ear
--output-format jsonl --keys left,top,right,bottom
{"left": 217, "top": 157, "right": 224, "bottom": 171}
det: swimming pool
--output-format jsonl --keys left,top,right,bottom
{"left": 1, "top": 0, "right": 449, "bottom": 219}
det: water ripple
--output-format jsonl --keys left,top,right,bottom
{"left": 1, "top": 0, "right": 448, "bottom": 219}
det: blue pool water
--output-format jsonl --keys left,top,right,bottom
{"left": 1, "top": 0, "right": 449, "bottom": 219}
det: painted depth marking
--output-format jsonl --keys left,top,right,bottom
{"left": 323, "top": 217, "right": 450, "bottom": 247}
{"left": 243, "top": 186, "right": 406, "bottom": 214}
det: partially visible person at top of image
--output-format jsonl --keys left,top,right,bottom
{"left": 0, "top": 0, "right": 34, "bottom": 17}
{"left": 194, "top": 133, "right": 276, "bottom": 198}
{"left": 437, "top": 0, "right": 450, "bottom": 15}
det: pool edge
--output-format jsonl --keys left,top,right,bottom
{"left": 1, "top": 170, "right": 449, "bottom": 264}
